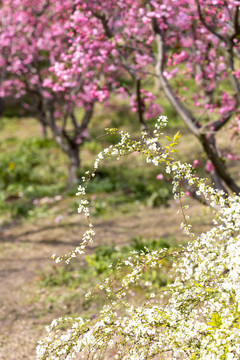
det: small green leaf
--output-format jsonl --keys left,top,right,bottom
{"left": 207, "top": 312, "right": 222, "bottom": 329}
{"left": 165, "top": 136, "right": 171, "bottom": 142}
{"left": 173, "top": 131, "right": 181, "bottom": 143}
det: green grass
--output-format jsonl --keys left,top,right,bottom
{"left": 0, "top": 113, "right": 174, "bottom": 222}
{"left": 38, "top": 235, "right": 177, "bottom": 314}
{"left": 0, "top": 136, "right": 66, "bottom": 220}
{"left": 35, "top": 235, "right": 178, "bottom": 320}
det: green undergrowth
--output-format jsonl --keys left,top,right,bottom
{"left": 81, "top": 164, "right": 172, "bottom": 216}
{"left": 38, "top": 236, "right": 177, "bottom": 316}
{"left": 40, "top": 236, "right": 176, "bottom": 288}
{"left": 0, "top": 137, "right": 66, "bottom": 219}
{"left": 0, "top": 128, "right": 173, "bottom": 221}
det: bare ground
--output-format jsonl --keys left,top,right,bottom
{"left": 0, "top": 198, "right": 213, "bottom": 360}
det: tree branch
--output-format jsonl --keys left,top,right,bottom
{"left": 200, "top": 134, "right": 240, "bottom": 194}
{"left": 136, "top": 79, "right": 149, "bottom": 132}
{"left": 195, "top": 0, "right": 226, "bottom": 42}
{"left": 233, "top": 5, "right": 240, "bottom": 37}
{"left": 152, "top": 16, "right": 201, "bottom": 137}
{"left": 70, "top": 111, "right": 78, "bottom": 130}
{"left": 206, "top": 109, "right": 236, "bottom": 132}
{"left": 78, "top": 102, "right": 95, "bottom": 133}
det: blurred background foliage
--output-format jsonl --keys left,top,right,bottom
{"left": 0, "top": 95, "right": 183, "bottom": 222}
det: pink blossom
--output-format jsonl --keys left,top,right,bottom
{"left": 227, "top": 153, "right": 235, "bottom": 160}
{"left": 193, "top": 159, "right": 200, "bottom": 168}
{"left": 156, "top": 173, "right": 164, "bottom": 180}
{"left": 206, "top": 162, "right": 214, "bottom": 173}
{"left": 233, "top": 69, "right": 240, "bottom": 79}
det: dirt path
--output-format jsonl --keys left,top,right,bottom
{"left": 0, "top": 200, "right": 212, "bottom": 359}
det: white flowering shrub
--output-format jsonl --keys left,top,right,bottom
{"left": 37, "top": 116, "right": 240, "bottom": 359}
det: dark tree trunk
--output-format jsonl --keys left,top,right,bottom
{"left": 200, "top": 134, "right": 240, "bottom": 194}
{"left": 36, "top": 104, "right": 94, "bottom": 186}
{"left": 0, "top": 98, "right": 4, "bottom": 117}
{"left": 67, "top": 146, "right": 80, "bottom": 185}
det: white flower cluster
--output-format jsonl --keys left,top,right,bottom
{"left": 38, "top": 116, "right": 240, "bottom": 359}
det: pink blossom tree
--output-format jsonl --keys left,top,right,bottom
{"left": 51, "top": 0, "right": 163, "bottom": 132}
{"left": 0, "top": 0, "right": 163, "bottom": 183}
{"left": 0, "top": 0, "right": 110, "bottom": 184}
{"left": 2, "top": 0, "right": 240, "bottom": 191}
{"left": 57, "top": 0, "right": 240, "bottom": 193}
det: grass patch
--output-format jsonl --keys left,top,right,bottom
{"left": 39, "top": 235, "right": 177, "bottom": 291}
{"left": 0, "top": 136, "right": 66, "bottom": 219}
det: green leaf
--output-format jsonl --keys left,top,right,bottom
{"left": 207, "top": 312, "right": 222, "bottom": 329}
{"left": 173, "top": 131, "right": 181, "bottom": 143}
{"left": 165, "top": 136, "right": 171, "bottom": 142}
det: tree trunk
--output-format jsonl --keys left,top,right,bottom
{"left": 0, "top": 98, "right": 4, "bottom": 117}
{"left": 67, "top": 146, "right": 80, "bottom": 185}
{"left": 200, "top": 134, "right": 240, "bottom": 194}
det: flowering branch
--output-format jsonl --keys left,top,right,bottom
{"left": 37, "top": 115, "right": 240, "bottom": 359}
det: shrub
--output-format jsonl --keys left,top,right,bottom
{"left": 37, "top": 116, "right": 240, "bottom": 359}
